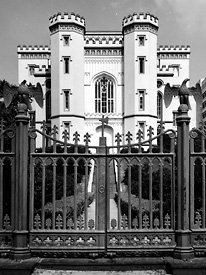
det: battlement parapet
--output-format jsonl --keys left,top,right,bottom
{"left": 84, "top": 33, "right": 123, "bottom": 47}
{"left": 157, "top": 64, "right": 184, "bottom": 76}
{"left": 122, "top": 12, "right": 158, "bottom": 28}
{"left": 157, "top": 64, "right": 177, "bottom": 73}
{"left": 17, "top": 45, "right": 51, "bottom": 52}
{"left": 157, "top": 45, "right": 190, "bottom": 52}
{"left": 49, "top": 12, "right": 85, "bottom": 27}
{"left": 34, "top": 65, "right": 51, "bottom": 76}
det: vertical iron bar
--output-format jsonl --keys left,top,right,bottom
{"left": 189, "top": 138, "right": 194, "bottom": 229}
{"left": 117, "top": 162, "right": 121, "bottom": 230}
{"left": 202, "top": 162, "right": 205, "bottom": 228}
{"left": 95, "top": 162, "right": 98, "bottom": 229}
{"left": 41, "top": 161, "right": 45, "bottom": 230}
{"left": 29, "top": 158, "right": 34, "bottom": 230}
{"left": 84, "top": 159, "right": 88, "bottom": 230}
{"left": 139, "top": 164, "right": 142, "bottom": 229}
{"left": 74, "top": 162, "right": 77, "bottom": 230}
{"left": 29, "top": 126, "right": 36, "bottom": 231}
{"left": 63, "top": 160, "right": 67, "bottom": 229}
{"left": 149, "top": 161, "right": 153, "bottom": 229}
{"left": 42, "top": 131, "right": 45, "bottom": 153}
{"left": 52, "top": 160, "right": 56, "bottom": 229}
{"left": 128, "top": 163, "right": 131, "bottom": 229}
{"left": 11, "top": 157, "right": 15, "bottom": 230}
{"left": 171, "top": 156, "right": 175, "bottom": 230}
{"left": 159, "top": 162, "right": 163, "bottom": 229}
{"left": 0, "top": 162, "right": 3, "bottom": 230}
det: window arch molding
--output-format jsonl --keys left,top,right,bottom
{"left": 92, "top": 72, "right": 117, "bottom": 114}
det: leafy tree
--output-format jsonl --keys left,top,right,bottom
{"left": 122, "top": 163, "right": 171, "bottom": 201}
{"left": 0, "top": 80, "right": 18, "bottom": 128}
{"left": 33, "top": 145, "right": 90, "bottom": 211}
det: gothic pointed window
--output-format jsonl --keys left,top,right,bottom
{"left": 95, "top": 76, "right": 114, "bottom": 113}
{"left": 157, "top": 91, "right": 163, "bottom": 119}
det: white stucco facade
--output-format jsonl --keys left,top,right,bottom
{"left": 17, "top": 12, "right": 201, "bottom": 146}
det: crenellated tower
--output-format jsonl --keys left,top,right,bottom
{"left": 123, "top": 12, "right": 159, "bottom": 139}
{"left": 49, "top": 12, "right": 85, "bottom": 141}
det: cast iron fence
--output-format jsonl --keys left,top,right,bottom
{"left": 0, "top": 103, "right": 204, "bottom": 260}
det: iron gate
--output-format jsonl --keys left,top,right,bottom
{"left": 28, "top": 124, "right": 176, "bottom": 258}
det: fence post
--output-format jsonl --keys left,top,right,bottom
{"left": 174, "top": 104, "right": 194, "bottom": 259}
{"left": 9, "top": 103, "right": 31, "bottom": 259}
{"left": 96, "top": 136, "right": 107, "bottom": 249}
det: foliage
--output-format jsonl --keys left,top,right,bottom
{"left": 0, "top": 80, "right": 18, "bottom": 128}
{"left": 152, "top": 133, "right": 172, "bottom": 153}
{"left": 121, "top": 162, "right": 172, "bottom": 217}
{"left": 33, "top": 156, "right": 87, "bottom": 210}
{"left": 122, "top": 163, "right": 171, "bottom": 199}
{"left": 42, "top": 192, "right": 94, "bottom": 220}
{"left": 120, "top": 147, "right": 141, "bottom": 153}
{"left": 114, "top": 192, "right": 159, "bottom": 221}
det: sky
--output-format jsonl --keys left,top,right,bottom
{"left": 0, "top": 0, "right": 206, "bottom": 86}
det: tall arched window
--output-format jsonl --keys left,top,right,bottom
{"left": 157, "top": 92, "right": 163, "bottom": 120}
{"left": 46, "top": 91, "right": 51, "bottom": 121}
{"left": 95, "top": 76, "right": 114, "bottom": 113}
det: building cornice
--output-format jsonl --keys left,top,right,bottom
{"left": 123, "top": 114, "right": 158, "bottom": 119}
{"left": 50, "top": 114, "right": 85, "bottom": 120}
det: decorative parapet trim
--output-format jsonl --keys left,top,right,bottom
{"left": 123, "top": 23, "right": 158, "bottom": 35}
{"left": 85, "top": 57, "right": 123, "bottom": 64}
{"left": 84, "top": 48, "right": 123, "bottom": 56}
{"left": 50, "top": 23, "right": 85, "bottom": 35}
{"left": 49, "top": 12, "right": 85, "bottom": 35}
{"left": 84, "top": 113, "right": 123, "bottom": 118}
{"left": 158, "top": 53, "right": 189, "bottom": 59}
{"left": 18, "top": 53, "right": 51, "bottom": 59}
{"left": 17, "top": 45, "right": 51, "bottom": 52}
{"left": 17, "top": 45, "right": 51, "bottom": 59}
{"left": 157, "top": 45, "right": 190, "bottom": 60}
{"left": 122, "top": 12, "right": 158, "bottom": 35}
{"left": 84, "top": 33, "right": 123, "bottom": 46}
{"left": 157, "top": 45, "right": 190, "bottom": 52}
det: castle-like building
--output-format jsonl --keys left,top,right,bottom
{"left": 17, "top": 12, "right": 200, "bottom": 146}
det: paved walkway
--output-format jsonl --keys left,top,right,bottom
{"left": 87, "top": 159, "right": 119, "bottom": 224}
{"left": 87, "top": 198, "right": 118, "bottom": 222}
{"left": 32, "top": 269, "right": 168, "bottom": 275}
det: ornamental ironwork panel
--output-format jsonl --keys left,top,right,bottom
{"left": 0, "top": 121, "right": 15, "bottom": 256}
{"left": 189, "top": 126, "right": 206, "bottom": 255}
